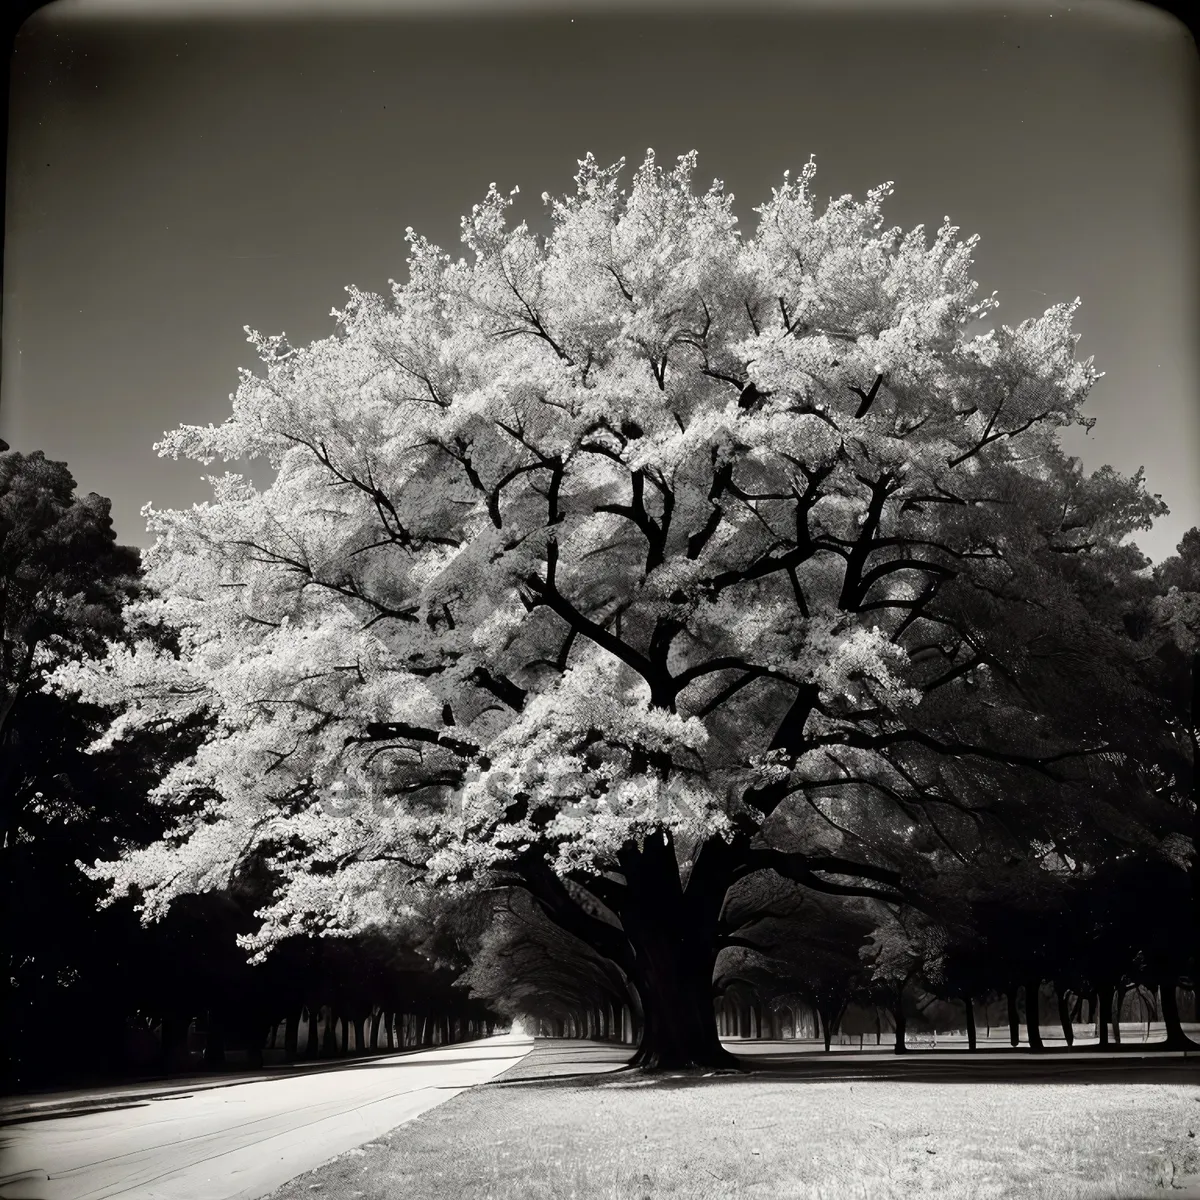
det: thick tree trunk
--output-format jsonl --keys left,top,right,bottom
{"left": 963, "top": 996, "right": 977, "bottom": 1052}
{"left": 1057, "top": 989, "right": 1074, "bottom": 1048}
{"left": 626, "top": 951, "right": 733, "bottom": 1068}
{"left": 619, "top": 837, "right": 738, "bottom": 1071}
{"left": 1024, "top": 981, "right": 1044, "bottom": 1052}
{"left": 1006, "top": 990, "right": 1020, "bottom": 1048}
{"left": 1161, "top": 983, "right": 1199, "bottom": 1049}
{"left": 384, "top": 1011, "right": 394, "bottom": 1051}
{"left": 304, "top": 1007, "right": 319, "bottom": 1058}
{"left": 369, "top": 1010, "right": 382, "bottom": 1051}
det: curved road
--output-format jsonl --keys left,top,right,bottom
{"left": 0, "top": 1034, "right": 534, "bottom": 1200}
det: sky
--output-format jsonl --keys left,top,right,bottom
{"left": 2, "top": 0, "right": 1196, "bottom": 562}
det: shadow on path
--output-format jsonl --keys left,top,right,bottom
{"left": 0, "top": 1037, "right": 523, "bottom": 1127}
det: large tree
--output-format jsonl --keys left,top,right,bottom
{"left": 59, "top": 152, "right": 1171, "bottom": 1068}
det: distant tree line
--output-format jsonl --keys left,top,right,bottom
{"left": 0, "top": 448, "right": 502, "bottom": 1090}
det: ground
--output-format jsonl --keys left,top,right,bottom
{"left": 0, "top": 1036, "right": 532, "bottom": 1200}
{"left": 266, "top": 1040, "right": 1200, "bottom": 1200}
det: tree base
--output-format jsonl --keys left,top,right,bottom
{"left": 627, "top": 1041, "right": 743, "bottom": 1072}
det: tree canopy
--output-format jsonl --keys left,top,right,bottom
{"left": 57, "top": 151, "right": 1178, "bottom": 1067}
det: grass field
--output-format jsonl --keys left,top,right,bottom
{"left": 268, "top": 1040, "right": 1200, "bottom": 1200}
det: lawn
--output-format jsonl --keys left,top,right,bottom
{"left": 267, "top": 1041, "right": 1200, "bottom": 1200}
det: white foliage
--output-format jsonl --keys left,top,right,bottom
{"left": 56, "top": 151, "right": 1113, "bottom": 946}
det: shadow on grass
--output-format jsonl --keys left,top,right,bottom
{"left": 491, "top": 1038, "right": 1200, "bottom": 1091}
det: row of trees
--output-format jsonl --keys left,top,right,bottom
{"left": 0, "top": 446, "right": 503, "bottom": 1089}
{"left": 9, "top": 150, "right": 1198, "bottom": 1075}
{"left": 457, "top": 841, "right": 1196, "bottom": 1055}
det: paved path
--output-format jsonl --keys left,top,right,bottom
{"left": 0, "top": 1034, "right": 534, "bottom": 1200}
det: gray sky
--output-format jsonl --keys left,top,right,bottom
{"left": 2, "top": 0, "right": 1196, "bottom": 561}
